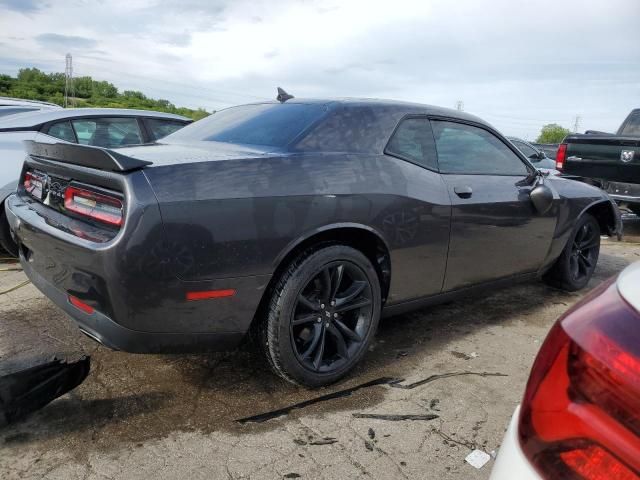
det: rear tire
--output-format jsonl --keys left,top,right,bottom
{"left": 543, "top": 214, "right": 600, "bottom": 291}
{"left": 0, "top": 207, "right": 18, "bottom": 258}
{"left": 259, "top": 245, "right": 381, "bottom": 388}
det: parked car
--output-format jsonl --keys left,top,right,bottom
{"left": 557, "top": 108, "right": 640, "bottom": 215}
{"left": 507, "top": 137, "right": 558, "bottom": 172}
{"left": 0, "top": 108, "right": 191, "bottom": 256}
{"left": 0, "top": 96, "right": 62, "bottom": 118}
{"left": 5, "top": 98, "right": 621, "bottom": 387}
{"left": 490, "top": 261, "right": 640, "bottom": 479}
{"left": 531, "top": 143, "right": 559, "bottom": 160}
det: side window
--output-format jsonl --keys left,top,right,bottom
{"left": 46, "top": 121, "right": 76, "bottom": 143}
{"left": 145, "top": 118, "right": 187, "bottom": 140}
{"left": 71, "top": 118, "right": 143, "bottom": 148}
{"left": 432, "top": 121, "right": 529, "bottom": 175}
{"left": 385, "top": 117, "right": 438, "bottom": 170}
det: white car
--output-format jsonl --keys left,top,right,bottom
{"left": 0, "top": 96, "right": 62, "bottom": 118}
{"left": 0, "top": 108, "right": 190, "bottom": 255}
{"left": 490, "top": 261, "right": 640, "bottom": 479}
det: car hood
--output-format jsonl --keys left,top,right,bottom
{"left": 115, "top": 140, "right": 285, "bottom": 167}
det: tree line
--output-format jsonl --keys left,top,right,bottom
{"left": 0, "top": 68, "right": 210, "bottom": 120}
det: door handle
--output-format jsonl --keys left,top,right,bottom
{"left": 454, "top": 185, "right": 473, "bottom": 199}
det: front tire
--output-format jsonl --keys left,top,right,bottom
{"left": 543, "top": 214, "right": 600, "bottom": 291}
{"left": 260, "top": 245, "right": 381, "bottom": 388}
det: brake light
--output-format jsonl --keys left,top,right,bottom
{"left": 519, "top": 278, "right": 640, "bottom": 479}
{"left": 64, "top": 186, "right": 123, "bottom": 227}
{"left": 556, "top": 143, "right": 567, "bottom": 170}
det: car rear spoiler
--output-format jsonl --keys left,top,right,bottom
{"left": 24, "top": 140, "right": 153, "bottom": 172}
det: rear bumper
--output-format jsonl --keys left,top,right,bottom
{"left": 20, "top": 253, "right": 245, "bottom": 353}
{"left": 490, "top": 406, "right": 540, "bottom": 480}
{"left": 602, "top": 180, "right": 640, "bottom": 204}
{"left": 5, "top": 193, "right": 270, "bottom": 353}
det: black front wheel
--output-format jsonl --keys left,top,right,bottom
{"left": 260, "top": 245, "right": 381, "bottom": 387}
{"left": 543, "top": 214, "right": 600, "bottom": 291}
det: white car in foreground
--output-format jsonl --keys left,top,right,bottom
{"left": 491, "top": 261, "right": 640, "bottom": 480}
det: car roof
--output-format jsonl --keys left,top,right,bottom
{"left": 229, "top": 97, "right": 491, "bottom": 127}
{"left": 0, "top": 96, "right": 62, "bottom": 108}
{"left": 0, "top": 107, "right": 191, "bottom": 129}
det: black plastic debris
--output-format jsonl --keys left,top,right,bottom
{"left": 353, "top": 413, "right": 439, "bottom": 421}
{"left": 0, "top": 353, "right": 90, "bottom": 426}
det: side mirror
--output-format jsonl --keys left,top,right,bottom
{"left": 530, "top": 184, "right": 554, "bottom": 214}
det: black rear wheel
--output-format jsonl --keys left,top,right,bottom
{"left": 543, "top": 214, "right": 600, "bottom": 291}
{"left": 260, "top": 245, "right": 381, "bottom": 387}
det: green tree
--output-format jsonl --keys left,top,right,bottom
{"left": 1, "top": 67, "right": 210, "bottom": 120}
{"left": 536, "top": 123, "right": 571, "bottom": 144}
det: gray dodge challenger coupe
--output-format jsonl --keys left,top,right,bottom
{"left": 5, "top": 98, "right": 621, "bottom": 387}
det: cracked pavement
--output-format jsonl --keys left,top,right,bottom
{"left": 1, "top": 219, "right": 639, "bottom": 480}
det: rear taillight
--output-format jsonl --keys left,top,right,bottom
{"left": 556, "top": 143, "right": 567, "bottom": 170}
{"left": 64, "top": 186, "right": 123, "bottom": 228}
{"left": 519, "top": 279, "right": 640, "bottom": 479}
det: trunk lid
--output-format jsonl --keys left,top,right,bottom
{"left": 563, "top": 134, "right": 640, "bottom": 183}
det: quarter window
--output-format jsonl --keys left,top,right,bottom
{"left": 71, "top": 117, "right": 143, "bottom": 148}
{"left": 145, "top": 118, "right": 187, "bottom": 140}
{"left": 432, "top": 121, "right": 529, "bottom": 175}
{"left": 46, "top": 121, "right": 76, "bottom": 143}
{"left": 385, "top": 117, "right": 438, "bottom": 170}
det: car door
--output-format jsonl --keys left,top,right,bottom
{"left": 432, "top": 119, "right": 556, "bottom": 291}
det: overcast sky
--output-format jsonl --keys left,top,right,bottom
{"left": 0, "top": 0, "right": 638, "bottom": 139}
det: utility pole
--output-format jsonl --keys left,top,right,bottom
{"left": 573, "top": 115, "right": 581, "bottom": 133}
{"left": 64, "top": 53, "right": 75, "bottom": 108}
{"left": 455, "top": 100, "right": 464, "bottom": 111}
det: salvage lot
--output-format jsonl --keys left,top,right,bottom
{"left": 1, "top": 219, "right": 639, "bottom": 480}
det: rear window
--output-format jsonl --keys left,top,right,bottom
{"left": 165, "top": 103, "right": 326, "bottom": 148}
{"left": 619, "top": 112, "right": 640, "bottom": 136}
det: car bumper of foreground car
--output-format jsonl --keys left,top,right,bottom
{"left": 5, "top": 193, "right": 269, "bottom": 353}
{"left": 490, "top": 406, "right": 541, "bottom": 480}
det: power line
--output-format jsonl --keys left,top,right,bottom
{"left": 64, "top": 53, "right": 75, "bottom": 107}
{"left": 573, "top": 115, "right": 581, "bottom": 133}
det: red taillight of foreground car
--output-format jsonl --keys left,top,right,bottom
{"left": 518, "top": 278, "right": 640, "bottom": 479}
{"left": 64, "top": 186, "right": 123, "bottom": 227}
{"left": 556, "top": 143, "right": 567, "bottom": 171}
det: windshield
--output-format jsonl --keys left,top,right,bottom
{"left": 165, "top": 103, "right": 327, "bottom": 148}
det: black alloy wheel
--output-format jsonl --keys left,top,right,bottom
{"left": 291, "top": 261, "right": 373, "bottom": 373}
{"left": 543, "top": 213, "right": 600, "bottom": 291}
{"left": 260, "top": 244, "right": 381, "bottom": 387}
{"left": 568, "top": 220, "right": 599, "bottom": 283}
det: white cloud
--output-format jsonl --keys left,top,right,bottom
{"left": 0, "top": 0, "right": 638, "bottom": 139}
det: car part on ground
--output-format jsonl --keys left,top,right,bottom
{"left": 0, "top": 353, "right": 90, "bottom": 426}
{"left": 5, "top": 98, "right": 622, "bottom": 387}
{"left": 491, "top": 261, "right": 640, "bottom": 479}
